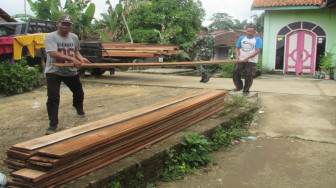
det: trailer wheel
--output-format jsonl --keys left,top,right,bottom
{"left": 90, "top": 69, "right": 106, "bottom": 76}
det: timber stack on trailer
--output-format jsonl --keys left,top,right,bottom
{"left": 79, "top": 42, "right": 180, "bottom": 76}
{"left": 5, "top": 89, "right": 226, "bottom": 187}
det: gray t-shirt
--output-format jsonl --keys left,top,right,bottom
{"left": 44, "top": 31, "right": 81, "bottom": 76}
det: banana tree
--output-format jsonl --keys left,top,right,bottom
{"left": 98, "top": 2, "right": 124, "bottom": 42}
{"left": 63, "top": 0, "right": 95, "bottom": 39}
{"left": 12, "top": 0, "right": 95, "bottom": 39}
{"left": 97, "top": 0, "right": 151, "bottom": 42}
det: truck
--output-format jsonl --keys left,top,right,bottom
{"left": 0, "top": 18, "right": 56, "bottom": 62}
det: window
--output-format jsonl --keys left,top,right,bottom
{"left": 275, "top": 22, "right": 326, "bottom": 71}
{"left": 288, "top": 22, "right": 301, "bottom": 30}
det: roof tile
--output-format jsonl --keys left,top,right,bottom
{"left": 252, "top": 0, "right": 325, "bottom": 7}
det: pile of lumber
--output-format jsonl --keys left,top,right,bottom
{"left": 101, "top": 43, "right": 180, "bottom": 58}
{"left": 5, "top": 89, "right": 226, "bottom": 187}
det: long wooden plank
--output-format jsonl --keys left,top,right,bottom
{"left": 104, "top": 50, "right": 160, "bottom": 53}
{"left": 7, "top": 149, "right": 32, "bottom": 160}
{"left": 11, "top": 89, "right": 214, "bottom": 152}
{"left": 36, "top": 91, "right": 225, "bottom": 157}
{"left": 4, "top": 159, "right": 26, "bottom": 168}
{"left": 103, "top": 48, "right": 176, "bottom": 51}
{"left": 102, "top": 43, "right": 177, "bottom": 48}
{"left": 52, "top": 59, "right": 243, "bottom": 68}
{"left": 102, "top": 52, "right": 156, "bottom": 57}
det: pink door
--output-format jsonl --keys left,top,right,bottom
{"left": 285, "top": 30, "right": 316, "bottom": 75}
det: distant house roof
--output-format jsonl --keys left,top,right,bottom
{"left": 211, "top": 30, "right": 262, "bottom": 47}
{"left": 252, "top": 0, "right": 327, "bottom": 10}
{"left": 0, "top": 8, "right": 17, "bottom": 23}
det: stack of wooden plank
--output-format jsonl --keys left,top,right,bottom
{"left": 101, "top": 43, "right": 180, "bottom": 58}
{"left": 5, "top": 89, "right": 225, "bottom": 187}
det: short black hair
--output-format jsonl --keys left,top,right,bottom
{"left": 200, "top": 27, "right": 208, "bottom": 32}
{"left": 247, "top": 26, "right": 256, "bottom": 31}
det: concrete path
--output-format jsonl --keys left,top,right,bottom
{"left": 83, "top": 71, "right": 336, "bottom": 187}
{"left": 85, "top": 71, "right": 336, "bottom": 96}
{"left": 84, "top": 71, "right": 336, "bottom": 143}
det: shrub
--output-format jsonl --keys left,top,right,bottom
{"left": 162, "top": 133, "right": 213, "bottom": 182}
{"left": 212, "top": 120, "right": 244, "bottom": 150}
{"left": 219, "top": 62, "right": 235, "bottom": 78}
{"left": 130, "top": 29, "right": 159, "bottom": 44}
{"left": 0, "top": 59, "right": 42, "bottom": 96}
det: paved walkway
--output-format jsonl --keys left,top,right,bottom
{"left": 83, "top": 71, "right": 336, "bottom": 187}
{"left": 84, "top": 71, "right": 336, "bottom": 96}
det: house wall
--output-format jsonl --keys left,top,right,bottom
{"left": 262, "top": 8, "right": 336, "bottom": 72}
{"left": 214, "top": 47, "right": 230, "bottom": 60}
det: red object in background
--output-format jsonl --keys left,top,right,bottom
{"left": 0, "top": 37, "right": 14, "bottom": 54}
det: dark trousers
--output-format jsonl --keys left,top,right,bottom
{"left": 46, "top": 73, "right": 84, "bottom": 127}
{"left": 233, "top": 62, "right": 256, "bottom": 92}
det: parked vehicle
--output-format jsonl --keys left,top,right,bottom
{"left": 0, "top": 18, "right": 56, "bottom": 62}
{"left": 0, "top": 18, "right": 56, "bottom": 37}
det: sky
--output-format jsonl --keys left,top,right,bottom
{"left": 0, "top": 0, "right": 263, "bottom": 26}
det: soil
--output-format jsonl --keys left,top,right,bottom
{"left": 0, "top": 82, "right": 195, "bottom": 177}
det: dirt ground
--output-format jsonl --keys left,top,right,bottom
{"left": 0, "top": 82, "right": 195, "bottom": 177}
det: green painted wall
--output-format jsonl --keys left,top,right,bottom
{"left": 262, "top": 8, "right": 336, "bottom": 72}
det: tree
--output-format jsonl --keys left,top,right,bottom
{"left": 208, "top": 12, "right": 264, "bottom": 33}
{"left": 232, "top": 19, "right": 249, "bottom": 30}
{"left": 126, "top": 0, "right": 205, "bottom": 45}
{"left": 251, "top": 13, "right": 264, "bottom": 33}
{"left": 208, "top": 13, "right": 234, "bottom": 31}
{"left": 12, "top": 0, "right": 95, "bottom": 39}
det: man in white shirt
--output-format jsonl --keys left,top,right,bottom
{"left": 233, "top": 27, "right": 262, "bottom": 96}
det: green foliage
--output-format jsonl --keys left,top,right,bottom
{"left": 146, "top": 183, "right": 155, "bottom": 188}
{"left": 257, "top": 54, "right": 263, "bottom": 70}
{"left": 231, "top": 95, "right": 246, "bottom": 108}
{"left": 162, "top": 133, "right": 212, "bottom": 182}
{"left": 64, "top": 0, "right": 96, "bottom": 39}
{"left": 212, "top": 120, "right": 244, "bottom": 150}
{"left": 179, "top": 133, "right": 213, "bottom": 167}
{"left": 162, "top": 120, "right": 247, "bottom": 182}
{"left": 14, "top": 0, "right": 96, "bottom": 40}
{"left": 208, "top": 12, "right": 264, "bottom": 33}
{"left": 219, "top": 61, "right": 235, "bottom": 78}
{"left": 209, "top": 13, "right": 234, "bottom": 31}
{"left": 162, "top": 149, "right": 186, "bottom": 182}
{"left": 107, "top": 181, "right": 120, "bottom": 188}
{"left": 136, "top": 172, "right": 144, "bottom": 181}
{"left": 319, "top": 51, "right": 335, "bottom": 75}
{"left": 129, "top": 29, "right": 159, "bottom": 43}
{"left": 99, "top": 3, "right": 124, "bottom": 41}
{"left": 0, "top": 59, "right": 42, "bottom": 96}
{"left": 127, "top": 0, "right": 205, "bottom": 45}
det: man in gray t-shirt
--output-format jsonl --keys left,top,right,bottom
{"left": 45, "top": 15, "right": 91, "bottom": 135}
